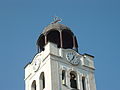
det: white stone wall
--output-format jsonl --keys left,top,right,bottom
{"left": 24, "top": 42, "right": 96, "bottom": 90}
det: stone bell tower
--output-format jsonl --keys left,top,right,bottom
{"left": 24, "top": 22, "right": 96, "bottom": 90}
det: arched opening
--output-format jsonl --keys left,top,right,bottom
{"left": 70, "top": 71, "right": 77, "bottom": 89}
{"left": 62, "top": 30, "right": 73, "bottom": 49}
{"left": 40, "top": 72, "right": 45, "bottom": 90}
{"left": 47, "top": 30, "right": 60, "bottom": 48}
{"left": 31, "top": 80, "right": 36, "bottom": 90}
{"left": 82, "top": 77, "right": 86, "bottom": 90}
{"left": 37, "top": 34, "right": 45, "bottom": 52}
{"left": 62, "top": 70, "right": 66, "bottom": 85}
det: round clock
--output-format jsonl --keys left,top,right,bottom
{"left": 66, "top": 52, "right": 80, "bottom": 65}
{"left": 70, "top": 55, "right": 80, "bottom": 65}
{"left": 66, "top": 52, "right": 75, "bottom": 62}
{"left": 33, "top": 56, "right": 40, "bottom": 72}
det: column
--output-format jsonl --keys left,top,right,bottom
{"left": 60, "top": 31, "right": 63, "bottom": 48}
{"left": 45, "top": 35, "right": 47, "bottom": 45}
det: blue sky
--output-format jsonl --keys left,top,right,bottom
{"left": 0, "top": 0, "right": 120, "bottom": 90}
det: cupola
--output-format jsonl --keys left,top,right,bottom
{"left": 37, "top": 23, "right": 78, "bottom": 52}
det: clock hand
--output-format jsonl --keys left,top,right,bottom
{"left": 72, "top": 55, "right": 75, "bottom": 60}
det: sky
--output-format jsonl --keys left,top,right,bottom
{"left": 0, "top": 0, "right": 120, "bottom": 90}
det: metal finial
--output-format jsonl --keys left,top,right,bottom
{"left": 51, "top": 16, "right": 62, "bottom": 24}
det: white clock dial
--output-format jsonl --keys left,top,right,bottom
{"left": 66, "top": 52, "right": 80, "bottom": 65}
{"left": 33, "top": 57, "right": 40, "bottom": 72}
{"left": 70, "top": 55, "right": 80, "bottom": 65}
{"left": 66, "top": 52, "right": 75, "bottom": 62}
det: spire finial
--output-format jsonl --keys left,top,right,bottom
{"left": 51, "top": 16, "right": 62, "bottom": 24}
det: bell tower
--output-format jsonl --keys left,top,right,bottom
{"left": 24, "top": 23, "right": 96, "bottom": 90}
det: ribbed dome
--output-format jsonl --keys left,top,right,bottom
{"left": 42, "top": 23, "right": 71, "bottom": 34}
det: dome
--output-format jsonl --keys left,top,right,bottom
{"left": 37, "top": 23, "right": 78, "bottom": 52}
{"left": 42, "top": 23, "right": 72, "bottom": 34}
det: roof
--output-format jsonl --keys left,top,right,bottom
{"left": 42, "top": 23, "right": 71, "bottom": 34}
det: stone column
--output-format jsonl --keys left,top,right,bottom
{"left": 66, "top": 69, "right": 70, "bottom": 88}
{"left": 45, "top": 35, "right": 47, "bottom": 45}
{"left": 77, "top": 73, "right": 82, "bottom": 90}
{"left": 36, "top": 78, "right": 40, "bottom": 90}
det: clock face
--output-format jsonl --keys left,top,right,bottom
{"left": 66, "top": 52, "right": 75, "bottom": 62}
{"left": 66, "top": 52, "right": 80, "bottom": 65}
{"left": 70, "top": 55, "right": 80, "bottom": 65}
{"left": 33, "top": 56, "right": 40, "bottom": 72}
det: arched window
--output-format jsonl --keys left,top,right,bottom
{"left": 31, "top": 80, "right": 36, "bottom": 90}
{"left": 47, "top": 30, "right": 60, "bottom": 48}
{"left": 40, "top": 72, "right": 45, "bottom": 90}
{"left": 70, "top": 71, "right": 77, "bottom": 89}
{"left": 62, "top": 70, "right": 66, "bottom": 85}
{"left": 82, "top": 77, "right": 86, "bottom": 90}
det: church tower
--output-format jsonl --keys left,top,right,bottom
{"left": 24, "top": 22, "right": 96, "bottom": 90}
